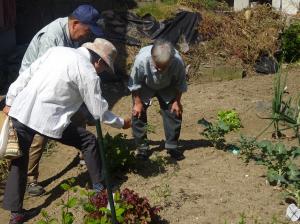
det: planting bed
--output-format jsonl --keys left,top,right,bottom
{"left": 1, "top": 68, "right": 300, "bottom": 223}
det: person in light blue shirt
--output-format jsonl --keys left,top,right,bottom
{"left": 128, "top": 39, "right": 187, "bottom": 160}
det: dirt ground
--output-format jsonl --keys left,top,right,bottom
{"left": 1, "top": 68, "right": 300, "bottom": 224}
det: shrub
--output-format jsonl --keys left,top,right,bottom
{"left": 281, "top": 22, "right": 300, "bottom": 63}
{"left": 103, "top": 133, "right": 135, "bottom": 173}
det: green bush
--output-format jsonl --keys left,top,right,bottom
{"left": 281, "top": 22, "right": 300, "bottom": 62}
{"left": 103, "top": 133, "right": 135, "bottom": 173}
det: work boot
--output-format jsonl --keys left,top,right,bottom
{"left": 135, "top": 144, "right": 151, "bottom": 160}
{"left": 26, "top": 182, "right": 45, "bottom": 196}
{"left": 9, "top": 209, "right": 39, "bottom": 224}
{"left": 167, "top": 148, "right": 185, "bottom": 161}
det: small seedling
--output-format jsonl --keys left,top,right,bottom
{"left": 198, "top": 110, "right": 241, "bottom": 149}
{"left": 239, "top": 135, "right": 258, "bottom": 163}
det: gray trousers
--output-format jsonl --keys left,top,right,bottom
{"left": 132, "top": 95, "right": 182, "bottom": 149}
{"left": 3, "top": 118, "right": 102, "bottom": 211}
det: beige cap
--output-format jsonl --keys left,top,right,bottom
{"left": 82, "top": 38, "right": 117, "bottom": 73}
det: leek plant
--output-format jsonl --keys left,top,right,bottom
{"left": 257, "top": 71, "right": 300, "bottom": 142}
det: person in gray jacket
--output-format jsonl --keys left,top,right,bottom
{"left": 128, "top": 39, "right": 187, "bottom": 161}
{"left": 18, "top": 4, "right": 104, "bottom": 197}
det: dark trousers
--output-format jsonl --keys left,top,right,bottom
{"left": 3, "top": 118, "right": 102, "bottom": 211}
{"left": 132, "top": 95, "right": 182, "bottom": 149}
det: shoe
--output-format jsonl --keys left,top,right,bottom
{"left": 9, "top": 209, "right": 39, "bottom": 224}
{"left": 167, "top": 148, "right": 185, "bottom": 161}
{"left": 92, "top": 182, "right": 105, "bottom": 193}
{"left": 26, "top": 182, "right": 45, "bottom": 196}
{"left": 135, "top": 144, "right": 150, "bottom": 160}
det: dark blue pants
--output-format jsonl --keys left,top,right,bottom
{"left": 3, "top": 118, "right": 102, "bottom": 211}
{"left": 132, "top": 95, "right": 182, "bottom": 150}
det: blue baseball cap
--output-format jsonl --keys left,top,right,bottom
{"left": 71, "top": 5, "right": 104, "bottom": 37}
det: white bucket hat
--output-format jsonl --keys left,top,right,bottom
{"left": 82, "top": 38, "right": 117, "bottom": 73}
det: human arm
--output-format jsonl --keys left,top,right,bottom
{"left": 3, "top": 105, "right": 10, "bottom": 115}
{"left": 76, "top": 62, "right": 129, "bottom": 129}
{"left": 170, "top": 92, "right": 183, "bottom": 117}
{"left": 170, "top": 54, "right": 187, "bottom": 117}
{"left": 132, "top": 90, "right": 144, "bottom": 118}
{"left": 128, "top": 57, "right": 145, "bottom": 118}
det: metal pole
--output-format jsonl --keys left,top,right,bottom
{"left": 95, "top": 119, "right": 118, "bottom": 224}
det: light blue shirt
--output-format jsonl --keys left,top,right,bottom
{"left": 19, "top": 17, "right": 77, "bottom": 74}
{"left": 128, "top": 45, "right": 187, "bottom": 104}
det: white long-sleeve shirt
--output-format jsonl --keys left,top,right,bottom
{"left": 6, "top": 47, "right": 124, "bottom": 138}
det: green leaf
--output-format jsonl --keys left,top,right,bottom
{"left": 114, "top": 191, "right": 120, "bottom": 201}
{"left": 198, "top": 118, "right": 212, "bottom": 128}
{"left": 67, "top": 197, "right": 77, "bottom": 208}
{"left": 60, "top": 183, "right": 71, "bottom": 191}
{"left": 116, "top": 207, "right": 125, "bottom": 217}
{"left": 288, "top": 164, "right": 300, "bottom": 181}
{"left": 83, "top": 203, "right": 96, "bottom": 213}
{"left": 62, "top": 212, "right": 74, "bottom": 224}
{"left": 275, "top": 143, "right": 287, "bottom": 155}
{"left": 267, "top": 169, "right": 288, "bottom": 184}
{"left": 291, "top": 147, "right": 300, "bottom": 158}
{"left": 218, "top": 121, "right": 230, "bottom": 132}
{"left": 99, "top": 207, "right": 110, "bottom": 214}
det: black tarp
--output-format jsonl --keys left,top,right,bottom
{"left": 102, "top": 10, "right": 201, "bottom": 47}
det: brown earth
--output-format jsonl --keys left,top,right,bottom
{"left": 1, "top": 68, "right": 300, "bottom": 224}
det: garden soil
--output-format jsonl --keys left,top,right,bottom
{"left": 1, "top": 69, "right": 300, "bottom": 223}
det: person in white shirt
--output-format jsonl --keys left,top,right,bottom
{"left": 2, "top": 38, "right": 131, "bottom": 224}
{"left": 19, "top": 4, "right": 105, "bottom": 197}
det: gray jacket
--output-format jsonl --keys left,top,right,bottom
{"left": 20, "top": 17, "right": 77, "bottom": 74}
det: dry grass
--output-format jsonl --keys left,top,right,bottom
{"left": 177, "top": 3, "right": 286, "bottom": 77}
{"left": 123, "top": 2, "right": 286, "bottom": 80}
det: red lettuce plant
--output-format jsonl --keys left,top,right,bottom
{"left": 84, "top": 188, "right": 161, "bottom": 224}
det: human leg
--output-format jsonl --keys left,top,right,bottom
{"left": 157, "top": 96, "right": 184, "bottom": 160}
{"left": 26, "top": 134, "right": 47, "bottom": 196}
{"left": 132, "top": 103, "right": 151, "bottom": 159}
{"left": 56, "top": 123, "right": 103, "bottom": 189}
{"left": 3, "top": 118, "right": 35, "bottom": 212}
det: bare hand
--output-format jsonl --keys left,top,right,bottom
{"left": 132, "top": 102, "right": 143, "bottom": 118}
{"left": 3, "top": 105, "right": 10, "bottom": 115}
{"left": 170, "top": 101, "right": 183, "bottom": 117}
{"left": 122, "top": 117, "right": 131, "bottom": 129}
